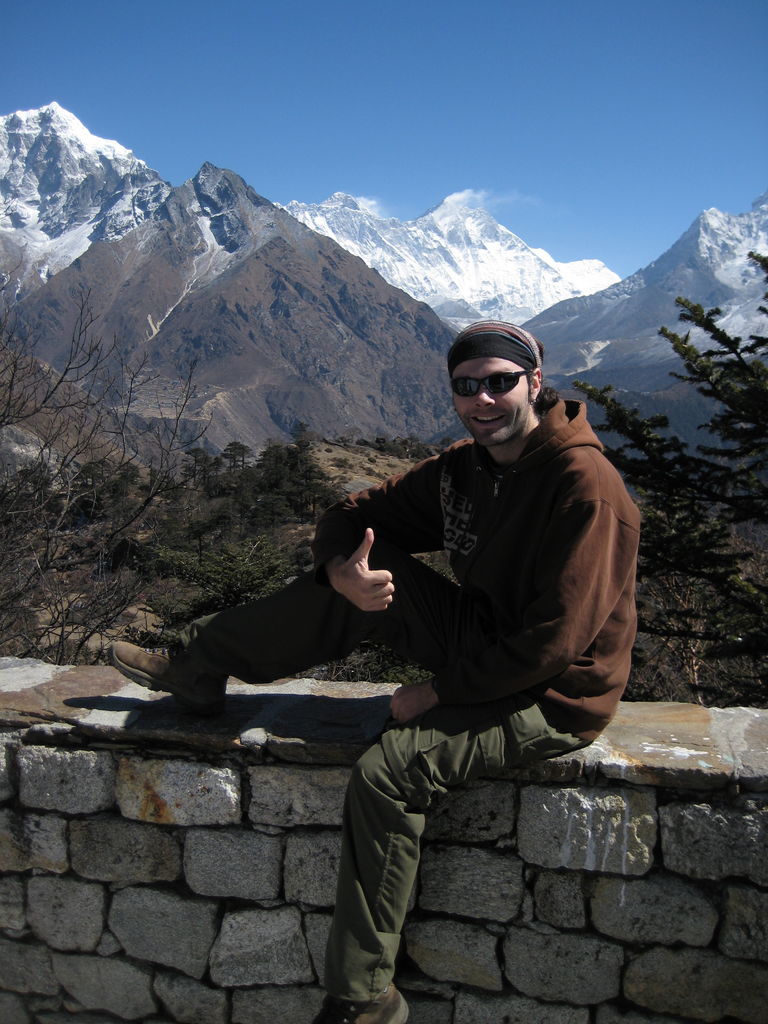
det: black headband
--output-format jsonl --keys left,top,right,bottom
{"left": 447, "top": 321, "right": 542, "bottom": 375}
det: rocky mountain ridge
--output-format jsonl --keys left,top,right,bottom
{"left": 12, "top": 160, "right": 457, "bottom": 450}
{"left": 528, "top": 192, "right": 768, "bottom": 388}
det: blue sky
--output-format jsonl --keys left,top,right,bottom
{"left": 3, "top": 0, "right": 766, "bottom": 278}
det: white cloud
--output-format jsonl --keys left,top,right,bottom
{"left": 352, "top": 195, "right": 388, "bottom": 217}
{"left": 442, "top": 188, "right": 491, "bottom": 209}
{"left": 442, "top": 187, "right": 540, "bottom": 212}
{"left": 496, "top": 188, "right": 541, "bottom": 207}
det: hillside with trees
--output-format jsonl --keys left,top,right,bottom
{"left": 0, "top": 294, "right": 439, "bottom": 680}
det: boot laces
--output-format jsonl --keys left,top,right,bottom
{"left": 143, "top": 646, "right": 178, "bottom": 659}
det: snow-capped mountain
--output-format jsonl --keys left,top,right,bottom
{"left": 0, "top": 103, "right": 170, "bottom": 295}
{"left": 283, "top": 191, "right": 620, "bottom": 326}
{"left": 526, "top": 191, "right": 768, "bottom": 388}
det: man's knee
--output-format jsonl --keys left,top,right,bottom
{"left": 349, "top": 741, "right": 401, "bottom": 804}
{"left": 355, "top": 724, "right": 448, "bottom": 813}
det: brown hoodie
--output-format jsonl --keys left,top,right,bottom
{"left": 312, "top": 400, "right": 640, "bottom": 740}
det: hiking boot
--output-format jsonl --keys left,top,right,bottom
{"left": 312, "top": 985, "right": 408, "bottom": 1024}
{"left": 111, "top": 641, "right": 227, "bottom": 716}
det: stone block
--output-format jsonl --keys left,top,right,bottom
{"left": 69, "top": 817, "right": 181, "bottom": 883}
{"left": 0, "top": 809, "right": 68, "bottom": 872}
{"left": 425, "top": 779, "right": 516, "bottom": 841}
{"left": 660, "top": 802, "right": 768, "bottom": 885}
{"left": 17, "top": 747, "right": 116, "bottom": 814}
{"left": 248, "top": 764, "right": 349, "bottom": 826}
{"left": 397, "top": 967, "right": 455, "bottom": 999}
{"left": 402, "top": 993, "right": 455, "bottom": 1024}
{"left": 404, "top": 918, "right": 503, "bottom": 991}
{"left": 154, "top": 970, "right": 228, "bottom": 1024}
{"left": 591, "top": 873, "right": 718, "bottom": 946}
{"left": 96, "top": 930, "right": 121, "bottom": 956}
{"left": 27, "top": 875, "right": 105, "bottom": 952}
{"left": 0, "top": 936, "right": 58, "bottom": 994}
{"left": 719, "top": 884, "right": 768, "bottom": 962}
{"left": 231, "top": 985, "right": 325, "bottom": 1023}
{"left": 0, "top": 735, "right": 15, "bottom": 802}
{"left": 585, "top": 702, "right": 740, "bottom": 789}
{"left": 284, "top": 830, "right": 341, "bottom": 907}
{"left": 184, "top": 827, "right": 282, "bottom": 900}
{"left": 209, "top": 906, "right": 314, "bottom": 987}
{"left": 116, "top": 756, "right": 241, "bottom": 826}
{"left": 419, "top": 845, "right": 525, "bottom": 921}
{"left": 108, "top": 886, "right": 218, "bottom": 979}
{"left": 503, "top": 927, "right": 623, "bottom": 1005}
{"left": 0, "top": 874, "right": 25, "bottom": 930}
{"left": 624, "top": 946, "right": 768, "bottom": 1023}
{"left": 518, "top": 785, "right": 656, "bottom": 875}
{"left": 0, "top": 991, "right": 31, "bottom": 1024}
{"left": 52, "top": 952, "right": 156, "bottom": 1019}
{"left": 455, "top": 989, "right": 589, "bottom": 1023}
{"left": 304, "top": 911, "right": 333, "bottom": 985}
{"left": 534, "top": 870, "right": 587, "bottom": 929}
{"left": 710, "top": 706, "right": 768, "bottom": 791}
{"left": 36, "top": 1015, "right": 122, "bottom": 1024}
{"left": 596, "top": 1008, "right": 678, "bottom": 1023}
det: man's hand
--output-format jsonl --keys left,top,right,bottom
{"left": 325, "top": 528, "right": 395, "bottom": 612}
{"left": 390, "top": 680, "right": 439, "bottom": 723}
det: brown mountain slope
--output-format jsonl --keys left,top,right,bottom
{"left": 16, "top": 166, "right": 457, "bottom": 451}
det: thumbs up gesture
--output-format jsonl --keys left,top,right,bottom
{"left": 325, "top": 528, "right": 395, "bottom": 612}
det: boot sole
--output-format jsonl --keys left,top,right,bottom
{"left": 111, "top": 649, "right": 225, "bottom": 717}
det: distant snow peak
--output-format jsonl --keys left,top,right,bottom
{"left": 5, "top": 102, "right": 138, "bottom": 167}
{"left": 0, "top": 102, "right": 170, "bottom": 295}
{"left": 50, "top": 103, "right": 130, "bottom": 160}
{"left": 284, "top": 191, "right": 620, "bottom": 326}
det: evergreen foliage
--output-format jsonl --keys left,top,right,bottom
{"left": 145, "top": 539, "right": 290, "bottom": 639}
{"left": 576, "top": 253, "right": 767, "bottom": 704}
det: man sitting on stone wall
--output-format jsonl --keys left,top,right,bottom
{"left": 112, "top": 320, "right": 640, "bottom": 1024}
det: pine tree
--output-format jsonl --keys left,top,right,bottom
{"left": 575, "top": 252, "right": 767, "bottom": 704}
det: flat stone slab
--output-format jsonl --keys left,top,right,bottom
{"left": 580, "top": 702, "right": 768, "bottom": 790}
{"left": 0, "top": 658, "right": 765, "bottom": 783}
{"left": 0, "top": 658, "right": 396, "bottom": 763}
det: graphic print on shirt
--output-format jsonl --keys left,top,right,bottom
{"left": 440, "top": 469, "right": 478, "bottom": 555}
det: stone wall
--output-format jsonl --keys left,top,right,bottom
{"left": 0, "top": 658, "right": 767, "bottom": 1023}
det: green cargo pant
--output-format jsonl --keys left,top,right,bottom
{"left": 324, "top": 696, "right": 585, "bottom": 1002}
{"left": 177, "top": 541, "right": 586, "bottom": 1002}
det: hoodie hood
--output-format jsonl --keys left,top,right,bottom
{"left": 471, "top": 399, "right": 603, "bottom": 477}
{"left": 517, "top": 399, "right": 603, "bottom": 470}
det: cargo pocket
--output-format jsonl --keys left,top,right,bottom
{"left": 500, "top": 695, "right": 587, "bottom": 767}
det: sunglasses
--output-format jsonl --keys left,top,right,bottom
{"left": 450, "top": 370, "right": 529, "bottom": 398}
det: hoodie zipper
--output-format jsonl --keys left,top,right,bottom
{"left": 461, "top": 464, "right": 514, "bottom": 582}
{"left": 492, "top": 468, "right": 512, "bottom": 498}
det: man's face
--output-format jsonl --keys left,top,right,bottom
{"left": 451, "top": 355, "right": 542, "bottom": 465}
